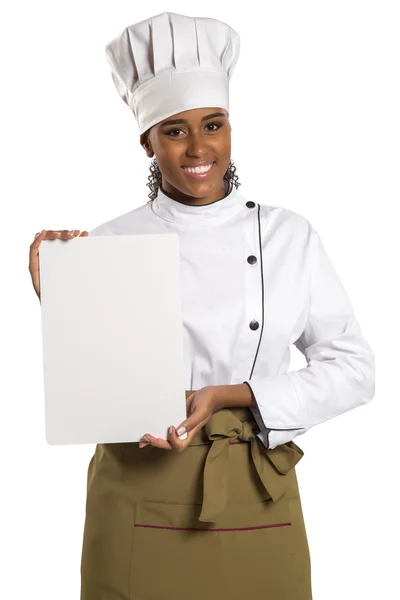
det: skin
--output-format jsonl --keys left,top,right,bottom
{"left": 29, "top": 106, "right": 254, "bottom": 453}
{"left": 140, "top": 106, "right": 232, "bottom": 205}
{"left": 29, "top": 229, "right": 89, "bottom": 301}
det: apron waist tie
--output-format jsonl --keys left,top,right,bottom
{"left": 185, "top": 392, "right": 304, "bottom": 523}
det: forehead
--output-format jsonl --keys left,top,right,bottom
{"left": 158, "top": 107, "right": 228, "bottom": 127}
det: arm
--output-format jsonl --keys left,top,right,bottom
{"left": 247, "top": 227, "right": 375, "bottom": 449}
{"left": 212, "top": 384, "right": 257, "bottom": 410}
{"left": 213, "top": 227, "right": 375, "bottom": 450}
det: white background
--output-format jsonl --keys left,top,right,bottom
{"left": 1, "top": 1, "right": 399, "bottom": 598}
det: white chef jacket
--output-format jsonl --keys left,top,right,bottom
{"left": 88, "top": 182, "right": 375, "bottom": 450}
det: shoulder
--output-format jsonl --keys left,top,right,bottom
{"left": 258, "top": 201, "right": 314, "bottom": 242}
{"left": 88, "top": 202, "right": 152, "bottom": 236}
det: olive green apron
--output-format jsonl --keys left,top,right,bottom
{"left": 80, "top": 391, "right": 312, "bottom": 599}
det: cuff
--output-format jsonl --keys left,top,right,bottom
{"left": 243, "top": 376, "right": 306, "bottom": 429}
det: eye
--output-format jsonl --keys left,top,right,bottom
{"left": 205, "top": 122, "right": 223, "bottom": 132}
{"left": 165, "top": 128, "right": 182, "bottom": 137}
{"left": 164, "top": 122, "right": 223, "bottom": 137}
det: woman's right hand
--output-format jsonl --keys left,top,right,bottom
{"left": 29, "top": 229, "right": 89, "bottom": 301}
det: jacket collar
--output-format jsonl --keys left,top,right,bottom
{"left": 151, "top": 181, "right": 244, "bottom": 227}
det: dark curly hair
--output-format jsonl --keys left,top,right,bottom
{"left": 145, "top": 158, "right": 241, "bottom": 202}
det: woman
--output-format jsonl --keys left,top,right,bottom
{"left": 29, "top": 12, "right": 375, "bottom": 600}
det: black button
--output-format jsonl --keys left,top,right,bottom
{"left": 246, "top": 201, "right": 256, "bottom": 208}
{"left": 247, "top": 255, "right": 257, "bottom": 264}
{"left": 249, "top": 320, "right": 259, "bottom": 330}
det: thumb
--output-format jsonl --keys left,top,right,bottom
{"left": 176, "top": 404, "right": 208, "bottom": 436}
{"left": 186, "top": 392, "right": 196, "bottom": 416}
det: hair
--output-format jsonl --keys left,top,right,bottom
{"left": 145, "top": 158, "right": 241, "bottom": 202}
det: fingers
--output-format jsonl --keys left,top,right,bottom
{"left": 139, "top": 412, "right": 210, "bottom": 452}
{"left": 140, "top": 434, "right": 172, "bottom": 451}
{"left": 41, "top": 230, "right": 81, "bottom": 240}
{"left": 140, "top": 423, "right": 199, "bottom": 451}
{"left": 175, "top": 408, "right": 207, "bottom": 439}
{"left": 139, "top": 435, "right": 151, "bottom": 449}
{"left": 29, "top": 229, "right": 86, "bottom": 273}
{"left": 167, "top": 427, "right": 186, "bottom": 452}
{"left": 32, "top": 229, "right": 88, "bottom": 242}
{"left": 29, "top": 229, "right": 87, "bottom": 262}
{"left": 30, "top": 230, "right": 86, "bottom": 254}
{"left": 29, "top": 229, "right": 89, "bottom": 299}
{"left": 30, "top": 229, "right": 47, "bottom": 251}
{"left": 167, "top": 417, "right": 209, "bottom": 452}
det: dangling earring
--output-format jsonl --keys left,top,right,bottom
{"left": 224, "top": 160, "right": 241, "bottom": 190}
{"left": 146, "top": 158, "right": 162, "bottom": 202}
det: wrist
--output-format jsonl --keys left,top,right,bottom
{"left": 209, "top": 384, "right": 256, "bottom": 411}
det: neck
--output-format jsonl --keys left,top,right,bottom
{"left": 160, "top": 180, "right": 229, "bottom": 206}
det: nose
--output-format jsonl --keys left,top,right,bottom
{"left": 185, "top": 130, "right": 209, "bottom": 157}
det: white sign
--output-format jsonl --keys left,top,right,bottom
{"left": 39, "top": 233, "right": 187, "bottom": 445}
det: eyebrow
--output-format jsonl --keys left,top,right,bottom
{"left": 159, "top": 112, "right": 226, "bottom": 127}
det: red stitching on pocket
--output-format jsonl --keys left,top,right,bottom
{"left": 135, "top": 522, "right": 292, "bottom": 532}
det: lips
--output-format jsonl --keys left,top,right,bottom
{"left": 181, "top": 161, "right": 216, "bottom": 179}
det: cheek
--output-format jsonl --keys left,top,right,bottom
{"left": 157, "top": 147, "right": 183, "bottom": 172}
{"left": 216, "top": 138, "right": 231, "bottom": 158}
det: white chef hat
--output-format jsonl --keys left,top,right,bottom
{"left": 104, "top": 11, "right": 240, "bottom": 135}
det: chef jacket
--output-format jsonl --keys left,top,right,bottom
{"left": 88, "top": 182, "right": 375, "bottom": 450}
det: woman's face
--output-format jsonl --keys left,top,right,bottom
{"left": 140, "top": 107, "right": 232, "bottom": 204}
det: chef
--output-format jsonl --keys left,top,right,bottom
{"left": 74, "top": 11, "right": 374, "bottom": 600}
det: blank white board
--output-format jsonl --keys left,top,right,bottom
{"left": 39, "top": 233, "right": 188, "bottom": 445}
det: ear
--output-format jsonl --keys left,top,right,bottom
{"left": 140, "top": 132, "right": 154, "bottom": 158}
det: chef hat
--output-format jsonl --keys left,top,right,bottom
{"left": 104, "top": 11, "right": 240, "bottom": 135}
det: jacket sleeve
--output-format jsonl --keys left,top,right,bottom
{"left": 243, "top": 226, "right": 375, "bottom": 450}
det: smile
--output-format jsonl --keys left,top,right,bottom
{"left": 181, "top": 162, "right": 215, "bottom": 179}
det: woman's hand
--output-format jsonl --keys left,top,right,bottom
{"left": 29, "top": 229, "right": 89, "bottom": 301}
{"left": 139, "top": 386, "right": 219, "bottom": 452}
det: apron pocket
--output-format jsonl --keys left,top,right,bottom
{"left": 129, "top": 498, "right": 294, "bottom": 599}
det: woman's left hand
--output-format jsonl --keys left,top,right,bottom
{"left": 139, "top": 386, "right": 219, "bottom": 452}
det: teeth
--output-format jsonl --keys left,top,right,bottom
{"left": 183, "top": 163, "right": 213, "bottom": 174}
